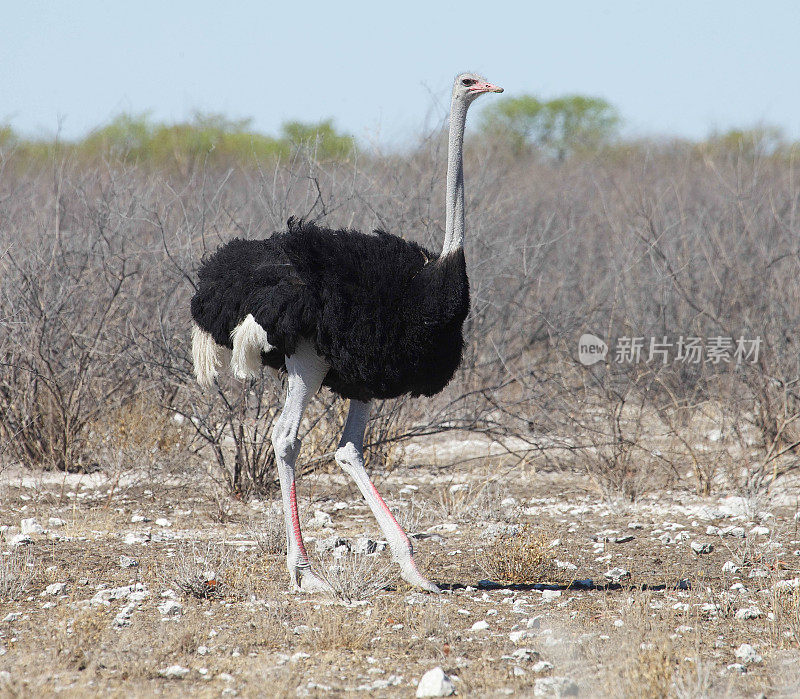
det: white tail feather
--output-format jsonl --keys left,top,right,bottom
{"left": 230, "top": 314, "right": 274, "bottom": 380}
{"left": 192, "top": 324, "right": 230, "bottom": 389}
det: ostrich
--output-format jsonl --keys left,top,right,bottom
{"left": 190, "top": 72, "right": 503, "bottom": 593}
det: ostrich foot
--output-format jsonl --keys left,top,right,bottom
{"left": 292, "top": 567, "right": 334, "bottom": 594}
{"left": 400, "top": 560, "right": 441, "bottom": 593}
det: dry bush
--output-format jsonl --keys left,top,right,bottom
{"left": 771, "top": 582, "right": 800, "bottom": 649}
{"left": 56, "top": 607, "right": 108, "bottom": 671}
{"left": 302, "top": 605, "right": 373, "bottom": 651}
{"left": 0, "top": 547, "right": 35, "bottom": 600}
{"left": 318, "top": 551, "right": 398, "bottom": 602}
{"left": 248, "top": 504, "right": 287, "bottom": 555}
{"left": 477, "top": 526, "right": 557, "bottom": 584}
{"left": 2, "top": 138, "right": 800, "bottom": 500}
{"left": 620, "top": 640, "right": 675, "bottom": 699}
{"left": 433, "top": 480, "right": 511, "bottom": 523}
{"left": 157, "top": 541, "right": 266, "bottom": 600}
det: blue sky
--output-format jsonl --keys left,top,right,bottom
{"left": 3, "top": 1, "right": 799, "bottom": 144}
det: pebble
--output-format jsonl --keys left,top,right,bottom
{"left": 119, "top": 555, "right": 138, "bottom": 568}
{"left": 158, "top": 600, "right": 184, "bottom": 617}
{"left": 750, "top": 526, "right": 770, "bottom": 536}
{"left": 353, "top": 537, "right": 384, "bottom": 555}
{"left": 2, "top": 613, "right": 21, "bottom": 623}
{"left": 308, "top": 510, "right": 333, "bottom": 529}
{"left": 122, "top": 532, "right": 150, "bottom": 545}
{"left": 509, "top": 630, "right": 532, "bottom": 644}
{"left": 48, "top": 517, "right": 67, "bottom": 528}
{"left": 9, "top": 534, "right": 32, "bottom": 547}
{"left": 541, "top": 590, "right": 561, "bottom": 602}
{"left": 691, "top": 541, "right": 714, "bottom": 554}
{"left": 720, "top": 526, "right": 745, "bottom": 538}
{"left": 416, "top": 667, "right": 455, "bottom": 697}
{"left": 91, "top": 583, "right": 148, "bottom": 605}
{"left": 45, "top": 582, "right": 66, "bottom": 596}
{"left": 734, "top": 643, "right": 762, "bottom": 665}
{"left": 470, "top": 620, "right": 489, "bottom": 631}
{"left": 604, "top": 567, "right": 631, "bottom": 584}
{"left": 533, "top": 676, "right": 579, "bottom": 696}
{"left": 734, "top": 607, "right": 763, "bottom": 620}
{"left": 155, "top": 518, "right": 172, "bottom": 528}
{"left": 532, "top": 660, "right": 554, "bottom": 673}
{"left": 160, "top": 665, "right": 191, "bottom": 679}
{"left": 722, "top": 561, "right": 739, "bottom": 574}
{"left": 20, "top": 518, "right": 44, "bottom": 535}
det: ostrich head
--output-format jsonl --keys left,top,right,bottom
{"left": 452, "top": 72, "right": 504, "bottom": 104}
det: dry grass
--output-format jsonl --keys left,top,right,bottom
{"left": 620, "top": 640, "right": 675, "bottom": 699}
{"left": 477, "top": 526, "right": 557, "bottom": 584}
{"left": 0, "top": 548, "right": 35, "bottom": 601}
{"left": 155, "top": 541, "right": 269, "bottom": 600}
{"left": 318, "top": 551, "right": 398, "bottom": 602}
{"left": 248, "top": 505, "right": 287, "bottom": 555}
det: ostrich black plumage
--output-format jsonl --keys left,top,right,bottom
{"left": 190, "top": 73, "right": 503, "bottom": 593}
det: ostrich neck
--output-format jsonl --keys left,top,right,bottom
{"left": 442, "top": 96, "right": 468, "bottom": 257}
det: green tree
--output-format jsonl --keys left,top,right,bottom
{"left": 482, "top": 94, "right": 620, "bottom": 159}
{"left": 280, "top": 119, "right": 355, "bottom": 160}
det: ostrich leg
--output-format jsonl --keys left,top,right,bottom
{"left": 272, "top": 343, "right": 330, "bottom": 592}
{"left": 335, "top": 399, "right": 440, "bottom": 593}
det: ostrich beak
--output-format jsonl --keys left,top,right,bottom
{"left": 470, "top": 81, "right": 504, "bottom": 94}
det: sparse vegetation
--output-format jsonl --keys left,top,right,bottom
{"left": 3, "top": 106, "right": 800, "bottom": 695}
{"left": 478, "top": 526, "right": 557, "bottom": 584}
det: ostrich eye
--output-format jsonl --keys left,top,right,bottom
{"left": 461, "top": 78, "right": 476, "bottom": 86}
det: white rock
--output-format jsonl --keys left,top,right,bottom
{"left": 353, "top": 537, "right": 383, "bottom": 555}
{"left": 706, "top": 525, "right": 721, "bottom": 535}
{"left": 533, "top": 676, "right": 579, "bottom": 696}
{"left": 722, "top": 561, "right": 739, "bottom": 574}
{"left": 0, "top": 671, "right": 10, "bottom": 685}
{"left": 290, "top": 651, "right": 311, "bottom": 662}
{"left": 509, "top": 630, "right": 532, "bottom": 644}
{"left": 604, "top": 567, "right": 631, "bottom": 583}
{"left": 155, "top": 518, "right": 172, "bottom": 528}
{"left": 91, "top": 583, "right": 147, "bottom": 605}
{"left": 721, "top": 526, "right": 745, "bottom": 538}
{"left": 734, "top": 607, "right": 763, "bottom": 620}
{"left": 123, "top": 531, "right": 150, "bottom": 545}
{"left": 690, "top": 541, "right": 714, "bottom": 554}
{"left": 628, "top": 522, "right": 644, "bottom": 529}
{"left": 158, "top": 600, "right": 184, "bottom": 616}
{"left": 532, "top": 660, "right": 554, "bottom": 673}
{"left": 727, "top": 663, "right": 746, "bottom": 673}
{"left": 20, "top": 518, "right": 44, "bottom": 535}
{"left": 2, "top": 613, "right": 21, "bottom": 623}
{"left": 541, "top": 590, "right": 561, "bottom": 602}
{"left": 734, "top": 643, "right": 762, "bottom": 664}
{"left": 772, "top": 578, "right": 800, "bottom": 592}
{"left": 160, "top": 665, "right": 190, "bottom": 679}
{"left": 416, "top": 667, "right": 455, "bottom": 697}
{"left": 308, "top": 510, "right": 333, "bottom": 528}
{"left": 470, "top": 620, "right": 489, "bottom": 631}
{"left": 9, "top": 534, "right": 32, "bottom": 547}
{"left": 750, "top": 526, "right": 770, "bottom": 536}
{"left": 45, "top": 582, "right": 66, "bottom": 596}
{"left": 48, "top": 517, "right": 67, "bottom": 528}
{"left": 555, "top": 560, "right": 577, "bottom": 570}
{"left": 119, "top": 555, "right": 138, "bottom": 568}
{"left": 113, "top": 603, "right": 136, "bottom": 627}
{"left": 130, "top": 514, "right": 147, "bottom": 523}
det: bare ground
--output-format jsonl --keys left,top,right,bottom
{"left": 1, "top": 440, "right": 800, "bottom": 697}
